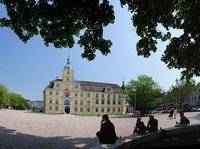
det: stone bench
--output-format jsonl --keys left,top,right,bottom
{"left": 90, "top": 123, "right": 200, "bottom": 149}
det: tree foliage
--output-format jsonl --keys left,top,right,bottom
{"left": 0, "top": 84, "right": 8, "bottom": 106}
{"left": 8, "top": 93, "right": 29, "bottom": 110}
{"left": 0, "top": 0, "right": 114, "bottom": 60}
{"left": 0, "top": 84, "right": 29, "bottom": 109}
{"left": 124, "top": 75, "right": 162, "bottom": 115}
{"left": 1, "top": 0, "right": 200, "bottom": 78}
{"left": 121, "top": 0, "right": 200, "bottom": 79}
{"left": 167, "top": 78, "right": 196, "bottom": 109}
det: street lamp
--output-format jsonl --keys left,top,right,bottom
{"left": 131, "top": 85, "right": 137, "bottom": 115}
{"left": 162, "top": 91, "right": 167, "bottom": 109}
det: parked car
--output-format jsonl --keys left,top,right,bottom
{"left": 148, "top": 110, "right": 160, "bottom": 114}
{"left": 196, "top": 108, "right": 200, "bottom": 112}
{"left": 190, "top": 106, "right": 200, "bottom": 112}
{"left": 190, "top": 107, "right": 197, "bottom": 112}
{"left": 159, "top": 109, "right": 170, "bottom": 113}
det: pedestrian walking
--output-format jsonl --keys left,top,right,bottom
{"left": 173, "top": 108, "right": 178, "bottom": 119}
{"left": 168, "top": 108, "right": 174, "bottom": 119}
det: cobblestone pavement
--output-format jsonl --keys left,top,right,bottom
{"left": 0, "top": 109, "right": 200, "bottom": 149}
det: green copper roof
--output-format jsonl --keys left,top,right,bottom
{"left": 64, "top": 55, "right": 72, "bottom": 70}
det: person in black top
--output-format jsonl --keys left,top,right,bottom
{"left": 133, "top": 117, "right": 146, "bottom": 135}
{"left": 146, "top": 115, "right": 158, "bottom": 133}
{"left": 96, "top": 114, "right": 117, "bottom": 144}
{"left": 176, "top": 111, "right": 190, "bottom": 125}
{"left": 168, "top": 108, "right": 174, "bottom": 119}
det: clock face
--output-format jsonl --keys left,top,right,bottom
{"left": 65, "top": 92, "right": 70, "bottom": 97}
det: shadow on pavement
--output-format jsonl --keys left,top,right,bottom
{"left": 0, "top": 126, "right": 97, "bottom": 149}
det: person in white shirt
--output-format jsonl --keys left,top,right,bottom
{"left": 173, "top": 108, "right": 178, "bottom": 119}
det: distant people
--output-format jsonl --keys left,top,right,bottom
{"left": 96, "top": 114, "right": 118, "bottom": 144}
{"left": 173, "top": 108, "right": 178, "bottom": 119}
{"left": 176, "top": 111, "right": 190, "bottom": 126}
{"left": 133, "top": 117, "right": 146, "bottom": 135}
{"left": 168, "top": 108, "right": 174, "bottom": 119}
{"left": 146, "top": 115, "right": 158, "bottom": 133}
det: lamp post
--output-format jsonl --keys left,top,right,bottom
{"left": 132, "top": 85, "right": 137, "bottom": 115}
{"left": 163, "top": 92, "right": 167, "bottom": 110}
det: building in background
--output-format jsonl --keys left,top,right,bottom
{"left": 189, "top": 83, "right": 200, "bottom": 107}
{"left": 163, "top": 83, "right": 200, "bottom": 111}
{"left": 26, "top": 100, "right": 43, "bottom": 111}
{"left": 43, "top": 56, "right": 126, "bottom": 115}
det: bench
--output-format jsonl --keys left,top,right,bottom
{"left": 90, "top": 123, "right": 200, "bottom": 149}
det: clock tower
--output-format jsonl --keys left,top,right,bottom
{"left": 62, "top": 55, "right": 74, "bottom": 83}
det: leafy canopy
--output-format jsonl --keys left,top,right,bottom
{"left": 0, "top": 84, "right": 8, "bottom": 105}
{"left": 121, "top": 0, "right": 200, "bottom": 79}
{"left": 0, "top": 0, "right": 114, "bottom": 60}
{"left": 0, "top": 84, "right": 29, "bottom": 109}
{"left": 167, "top": 78, "right": 196, "bottom": 108}
{"left": 1, "top": 0, "right": 200, "bottom": 78}
{"left": 124, "top": 75, "right": 163, "bottom": 114}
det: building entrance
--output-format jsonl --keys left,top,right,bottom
{"left": 63, "top": 98, "right": 70, "bottom": 114}
{"left": 65, "top": 106, "right": 70, "bottom": 114}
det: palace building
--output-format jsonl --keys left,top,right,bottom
{"left": 43, "top": 56, "right": 126, "bottom": 115}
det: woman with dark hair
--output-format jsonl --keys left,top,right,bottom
{"left": 176, "top": 111, "right": 190, "bottom": 125}
{"left": 133, "top": 117, "right": 146, "bottom": 135}
{"left": 96, "top": 114, "right": 117, "bottom": 144}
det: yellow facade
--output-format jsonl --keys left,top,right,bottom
{"left": 43, "top": 56, "right": 126, "bottom": 115}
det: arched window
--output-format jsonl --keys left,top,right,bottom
{"left": 65, "top": 100, "right": 70, "bottom": 105}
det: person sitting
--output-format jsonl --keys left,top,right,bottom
{"left": 176, "top": 111, "right": 190, "bottom": 126}
{"left": 133, "top": 117, "right": 146, "bottom": 135}
{"left": 96, "top": 114, "right": 117, "bottom": 144}
{"left": 146, "top": 115, "right": 158, "bottom": 133}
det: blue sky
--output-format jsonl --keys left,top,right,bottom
{"left": 1, "top": 1, "right": 200, "bottom": 100}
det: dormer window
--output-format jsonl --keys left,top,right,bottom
{"left": 105, "top": 86, "right": 112, "bottom": 92}
{"left": 107, "top": 88, "right": 111, "bottom": 92}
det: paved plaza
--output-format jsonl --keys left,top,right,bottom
{"left": 0, "top": 109, "right": 200, "bottom": 149}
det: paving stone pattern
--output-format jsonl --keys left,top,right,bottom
{"left": 0, "top": 109, "right": 200, "bottom": 149}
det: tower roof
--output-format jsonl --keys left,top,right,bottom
{"left": 121, "top": 77, "right": 125, "bottom": 90}
{"left": 64, "top": 54, "right": 72, "bottom": 70}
